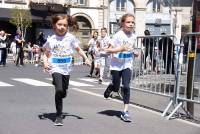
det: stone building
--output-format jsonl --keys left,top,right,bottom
{"left": 0, "top": 0, "right": 193, "bottom": 48}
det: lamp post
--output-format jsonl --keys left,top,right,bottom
{"left": 101, "top": 0, "right": 107, "bottom": 28}
{"left": 103, "top": 0, "right": 104, "bottom": 27}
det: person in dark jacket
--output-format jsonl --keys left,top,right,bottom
{"left": 36, "top": 32, "right": 46, "bottom": 47}
{"left": 15, "top": 30, "right": 25, "bottom": 66}
{"left": 143, "top": 30, "right": 156, "bottom": 71}
{"left": 158, "top": 33, "right": 175, "bottom": 74}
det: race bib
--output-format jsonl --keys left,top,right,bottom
{"left": 50, "top": 56, "right": 72, "bottom": 69}
{"left": 112, "top": 52, "right": 133, "bottom": 63}
{"left": 118, "top": 52, "right": 133, "bottom": 59}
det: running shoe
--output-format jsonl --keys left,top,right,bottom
{"left": 98, "top": 79, "right": 103, "bottom": 84}
{"left": 120, "top": 111, "right": 132, "bottom": 122}
{"left": 104, "top": 84, "right": 113, "bottom": 98}
{"left": 54, "top": 116, "right": 63, "bottom": 126}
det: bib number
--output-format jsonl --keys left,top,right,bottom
{"left": 50, "top": 56, "right": 72, "bottom": 69}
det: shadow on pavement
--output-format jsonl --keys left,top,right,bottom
{"left": 98, "top": 110, "right": 122, "bottom": 119}
{"left": 38, "top": 112, "right": 84, "bottom": 122}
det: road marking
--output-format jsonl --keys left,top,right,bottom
{"left": 70, "top": 80, "right": 93, "bottom": 87}
{"left": 12, "top": 78, "right": 53, "bottom": 86}
{"left": 46, "top": 78, "right": 52, "bottom": 81}
{"left": 0, "top": 81, "right": 14, "bottom": 87}
{"left": 79, "top": 78, "right": 110, "bottom": 85}
{"left": 79, "top": 78, "right": 137, "bottom": 88}
{"left": 72, "top": 87, "right": 200, "bottom": 128}
{"left": 46, "top": 78, "right": 93, "bottom": 87}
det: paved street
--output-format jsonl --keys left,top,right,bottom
{"left": 0, "top": 64, "right": 199, "bottom": 134}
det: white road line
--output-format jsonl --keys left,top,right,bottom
{"left": 72, "top": 87, "right": 200, "bottom": 128}
{"left": 0, "top": 81, "right": 14, "bottom": 87}
{"left": 46, "top": 78, "right": 52, "bottom": 81}
{"left": 46, "top": 78, "right": 93, "bottom": 87}
{"left": 79, "top": 78, "right": 136, "bottom": 88}
{"left": 79, "top": 78, "right": 110, "bottom": 85}
{"left": 69, "top": 80, "right": 93, "bottom": 87}
{"left": 12, "top": 78, "right": 53, "bottom": 86}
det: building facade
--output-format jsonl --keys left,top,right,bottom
{"left": 0, "top": 0, "right": 192, "bottom": 48}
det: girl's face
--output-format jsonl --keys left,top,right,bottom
{"left": 53, "top": 18, "right": 68, "bottom": 36}
{"left": 122, "top": 16, "right": 135, "bottom": 34}
{"left": 93, "top": 32, "right": 98, "bottom": 39}
{"left": 101, "top": 30, "right": 107, "bottom": 38}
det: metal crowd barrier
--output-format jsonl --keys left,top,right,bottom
{"left": 133, "top": 34, "right": 178, "bottom": 119}
{"left": 132, "top": 34, "right": 177, "bottom": 97}
{"left": 131, "top": 33, "right": 200, "bottom": 120}
{"left": 166, "top": 32, "right": 200, "bottom": 119}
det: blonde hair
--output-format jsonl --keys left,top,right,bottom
{"left": 120, "top": 13, "right": 135, "bottom": 27}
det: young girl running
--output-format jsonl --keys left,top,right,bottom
{"left": 43, "top": 14, "right": 90, "bottom": 126}
{"left": 104, "top": 13, "right": 138, "bottom": 122}
{"left": 98, "top": 28, "right": 111, "bottom": 84}
{"left": 87, "top": 31, "right": 99, "bottom": 77}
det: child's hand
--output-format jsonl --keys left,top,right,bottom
{"left": 43, "top": 62, "right": 52, "bottom": 72}
{"left": 121, "top": 44, "right": 131, "bottom": 51}
{"left": 133, "top": 49, "right": 140, "bottom": 57}
{"left": 85, "top": 58, "right": 91, "bottom": 66}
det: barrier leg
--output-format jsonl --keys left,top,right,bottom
{"left": 162, "top": 100, "right": 173, "bottom": 117}
{"left": 166, "top": 102, "right": 183, "bottom": 120}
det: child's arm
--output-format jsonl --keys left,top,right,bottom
{"left": 43, "top": 48, "right": 52, "bottom": 72}
{"left": 105, "top": 43, "right": 129, "bottom": 53}
{"left": 75, "top": 46, "right": 91, "bottom": 66}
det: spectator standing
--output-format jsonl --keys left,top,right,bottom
{"left": 36, "top": 32, "right": 46, "bottom": 47}
{"left": 23, "top": 42, "right": 33, "bottom": 63}
{"left": 15, "top": 30, "right": 25, "bottom": 66}
{"left": 143, "top": 30, "right": 156, "bottom": 71}
{"left": 158, "top": 33, "right": 175, "bottom": 74}
{"left": 0, "top": 30, "right": 9, "bottom": 66}
{"left": 10, "top": 41, "right": 16, "bottom": 63}
{"left": 32, "top": 44, "right": 41, "bottom": 66}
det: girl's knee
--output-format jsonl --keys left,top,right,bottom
{"left": 56, "top": 89, "right": 67, "bottom": 98}
{"left": 122, "top": 86, "right": 130, "bottom": 94}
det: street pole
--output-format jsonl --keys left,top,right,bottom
{"left": 187, "top": 50, "right": 195, "bottom": 116}
{"left": 102, "top": 0, "right": 105, "bottom": 27}
{"left": 185, "top": 0, "right": 197, "bottom": 117}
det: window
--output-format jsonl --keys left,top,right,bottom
{"left": 72, "top": 0, "right": 87, "bottom": 5}
{"left": 5, "top": 0, "right": 26, "bottom": 3}
{"left": 153, "top": 0, "right": 161, "bottom": 12}
{"left": 116, "top": 0, "right": 126, "bottom": 11}
{"left": 78, "top": 0, "right": 84, "bottom": 5}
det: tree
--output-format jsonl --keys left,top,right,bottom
{"left": 9, "top": 6, "right": 32, "bottom": 40}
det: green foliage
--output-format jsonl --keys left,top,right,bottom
{"left": 9, "top": 7, "right": 32, "bottom": 38}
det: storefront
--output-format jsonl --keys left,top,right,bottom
{"left": 145, "top": 13, "right": 171, "bottom": 35}
{"left": 0, "top": 2, "right": 70, "bottom": 44}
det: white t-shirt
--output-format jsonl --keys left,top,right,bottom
{"left": 110, "top": 30, "right": 137, "bottom": 71}
{"left": 93, "top": 46, "right": 100, "bottom": 60}
{"left": 88, "top": 38, "right": 98, "bottom": 54}
{"left": 0, "top": 36, "right": 7, "bottom": 48}
{"left": 98, "top": 35, "right": 111, "bottom": 57}
{"left": 10, "top": 42, "right": 16, "bottom": 53}
{"left": 43, "top": 32, "right": 79, "bottom": 75}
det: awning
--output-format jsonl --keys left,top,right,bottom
{"left": 0, "top": 8, "right": 48, "bottom": 22}
{"left": 29, "top": 2, "right": 67, "bottom": 13}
